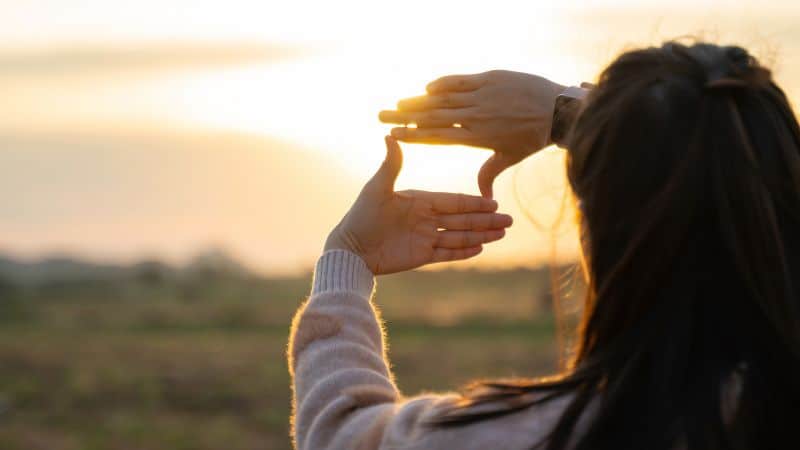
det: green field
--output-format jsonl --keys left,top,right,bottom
{"left": 0, "top": 264, "right": 582, "bottom": 450}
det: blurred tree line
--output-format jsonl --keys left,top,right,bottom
{"left": 0, "top": 248, "right": 584, "bottom": 330}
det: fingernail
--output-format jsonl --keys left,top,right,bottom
{"left": 391, "top": 128, "right": 404, "bottom": 138}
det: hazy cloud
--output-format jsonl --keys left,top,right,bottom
{"left": 0, "top": 42, "right": 307, "bottom": 77}
{"left": 0, "top": 127, "right": 358, "bottom": 273}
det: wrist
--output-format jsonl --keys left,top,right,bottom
{"left": 549, "top": 85, "right": 590, "bottom": 148}
{"left": 544, "top": 82, "right": 567, "bottom": 146}
{"left": 324, "top": 226, "right": 362, "bottom": 257}
{"left": 311, "top": 249, "right": 375, "bottom": 298}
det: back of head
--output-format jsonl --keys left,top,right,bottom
{"left": 563, "top": 41, "right": 800, "bottom": 450}
{"left": 431, "top": 41, "right": 800, "bottom": 450}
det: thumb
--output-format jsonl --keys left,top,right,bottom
{"left": 372, "top": 135, "right": 403, "bottom": 191}
{"left": 478, "top": 152, "right": 515, "bottom": 199}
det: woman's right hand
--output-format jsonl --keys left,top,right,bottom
{"left": 379, "top": 70, "right": 565, "bottom": 198}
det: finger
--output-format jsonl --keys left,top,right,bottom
{"left": 431, "top": 245, "right": 483, "bottom": 263}
{"left": 405, "top": 190, "right": 498, "bottom": 213}
{"left": 426, "top": 73, "right": 488, "bottom": 94}
{"left": 437, "top": 212, "right": 513, "bottom": 231}
{"left": 436, "top": 229, "right": 506, "bottom": 248}
{"left": 390, "top": 127, "right": 475, "bottom": 145}
{"left": 478, "top": 152, "right": 519, "bottom": 199}
{"left": 395, "top": 92, "right": 476, "bottom": 111}
{"left": 371, "top": 136, "right": 403, "bottom": 191}
{"left": 379, "top": 108, "right": 475, "bottom": 128}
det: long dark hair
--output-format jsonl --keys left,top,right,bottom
{"left": 430, "top": 41, "right": 800, "bottom": 450}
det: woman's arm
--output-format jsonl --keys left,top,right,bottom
{"left": 289, "top": 249, "right": 459, "bottom": 450}
{"left": 288, "top": 137, "right": 517, "bottom": 449}
{"left": 289, "top": 250, "right": 569, "bottom": 450}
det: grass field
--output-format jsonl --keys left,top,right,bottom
{"left": 0, "top": 264, "right": 581, "bottom": 450}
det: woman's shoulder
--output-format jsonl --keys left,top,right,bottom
{"left": 381, "top": 390, "right": 587, "bottom": 450}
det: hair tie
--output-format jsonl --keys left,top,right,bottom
{"left": 705, "top": 78, "right": 749, "bottom": 90}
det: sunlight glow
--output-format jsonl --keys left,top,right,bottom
{"left": 149, "top": 14, "right": 578, "bottom": 191}
{"left": 2, "top": 0, "right": 800, "bottom": 272}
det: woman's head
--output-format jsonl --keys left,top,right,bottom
{"left": 560, "top": 40, "right": 800, "bottom": 448}
{"left": 434, "top": 41, "right": 800, "bottom": 450}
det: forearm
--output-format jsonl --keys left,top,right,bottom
{"left": 289, "top": 250, "right": 391, "bottom": 448}
{"left": 289, "top": 250, "right": 462, "bottom": 449}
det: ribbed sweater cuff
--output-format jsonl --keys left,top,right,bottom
{"left": 311, "top": 249, "right": 375, "bottom": 299}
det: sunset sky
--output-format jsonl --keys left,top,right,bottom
{"left": 2, "top": 0, "right": 799, "bottom": 274}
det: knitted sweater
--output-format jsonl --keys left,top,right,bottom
{"left": 288, "top": 249, "right": 581, "bottom": 450}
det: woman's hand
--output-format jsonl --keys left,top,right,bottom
{"left": 379, "top": 70, "right": 565, "bottom": 198}
{"left": 325, "top": 136, "right": 513, "bottom": 275}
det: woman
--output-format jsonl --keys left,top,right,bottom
{"left": 287, "top": 41, "right": 800, "bottom": 450}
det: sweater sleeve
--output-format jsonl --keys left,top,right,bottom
{"left": 288, "top": 249, "right": 463, "bottom": 450}
{"left": 288, "top": 250, "right": 565, "bottom": 450}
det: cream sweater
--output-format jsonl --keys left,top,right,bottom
{"left": 288, "top": 249, "right": 579, "bottom": 450}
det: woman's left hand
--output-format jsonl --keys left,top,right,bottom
{"left": 325, "top": 136, "right": 513, "bottom": 275}
{"left": 379, "top": 70, "right": 565, "bottom": 198}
